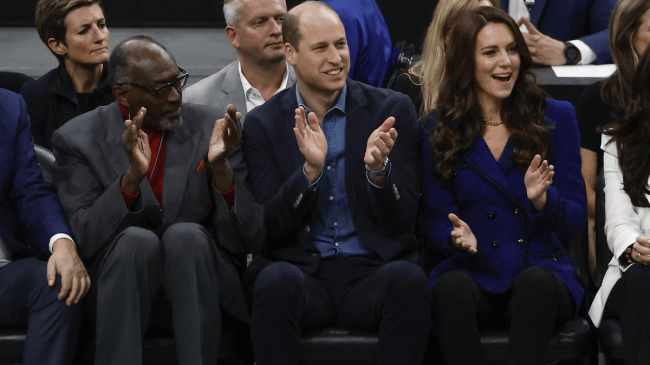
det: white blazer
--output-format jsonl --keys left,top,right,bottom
{"left": 589, "top": 134, "right": 650, "bottom": 327}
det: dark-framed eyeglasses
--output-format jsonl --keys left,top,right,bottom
{"left": 119, "top": 67, "right": 189, "bottom": 99}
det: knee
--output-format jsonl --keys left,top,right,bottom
{"left": 161, "top": 222, "right": 212, "bottom": 256}
{"left": 624, "top": 264, "right": 650, "bottom": 291}
{"left": 253, "top": 262, "right": 306, "bottom": 304}
{"left": 110, "top": 227, "right": 161, "bottom": 268}
{"left": 381, "top": 261, "right": 430, "bottom": 299}
{"left": 432, "top": 271, "right": 474, "bottom": 302}
{"left": 513, "top": 266, "right": 558, "bottom": 298}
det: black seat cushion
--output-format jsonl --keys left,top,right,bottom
{"left": 0, "top": 327, "right": 26, "bottom": 364}
{"left": 299, "top": 327, "right": 378, "bottom": 364}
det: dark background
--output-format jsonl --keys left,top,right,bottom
{"left": 2, "top": 0, "right": 438, "bottom": 49}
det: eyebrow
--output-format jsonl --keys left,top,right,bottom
{"left": 75, "top": 17, "right": 106, "bottom": 29}
{"left": 480, "top": 41, "right": 517, "bottom": 51}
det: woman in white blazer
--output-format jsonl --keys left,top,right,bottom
{"left": 589, "top": 46, "right": 650, "bottom": 365}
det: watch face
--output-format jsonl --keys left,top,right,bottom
{"left": 565, "top": 44, "right": 579, "bottom": 64}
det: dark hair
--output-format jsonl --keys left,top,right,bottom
{"left": 602, "top": 46, "right": 650, "bottom": 207}
{"left": 428, "top": 6, "right": 550, "bottom": 182}
{"left": 35, "top": 0, "right": 104, "bottom": 63}
{"left": 601, "top": 0, "right": 650, "bottom": 115}
{"left": 108, "top": 36, "right": 169, "bottom": 87}
{"left": 283, "top": 1, "right": 336, "bottom": 52}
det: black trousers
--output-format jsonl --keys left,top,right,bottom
{"left": 91, "top": 223, "right": 222, "bottom": 365}
{"left": 250, "top": 257, "right": 432, "bottom": 365}
{"left": 0, "top": 257, "right": 81, "bottom": 365}
{"left": 432, "top": 266, "right": 574, "bottom": 365}
{"left": 604, "top": 263, "right": 650, "bottom": 365}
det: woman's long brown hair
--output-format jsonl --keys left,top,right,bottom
{"left": 428, "top": 6, "right": 550, "bottom": 183}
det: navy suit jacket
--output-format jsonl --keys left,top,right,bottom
{"left": 0, "top": 88, "right": 70, "bottom": 259}
{"left": 422, "top": 99, "right": 587, "bottom": 308}
{"left": 242, "top": 79, "right": 421, "bottom": 286}
{"left": 501, "top": 0, "right": 616, "bottom": 64}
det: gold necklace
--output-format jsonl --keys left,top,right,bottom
{"left": 483, "top": 118, "right": 503, "bottom": 126}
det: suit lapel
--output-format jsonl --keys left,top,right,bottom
{"left": 221, "top": 62, "right": 248, "bottom": 123}
{"left": 162, "top": 116, "right": 203, "bottom": 224}
{"left": 529, "top": 0, "right": 548, "bottom": 26}
{"left": 344, "top": 80, "right": 370, "bottom": 217}
{"left": 465, "top": 137, "right": 519, "bottom": 206}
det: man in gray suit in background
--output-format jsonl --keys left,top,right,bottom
{"left": 184, "top": 0, "right": 296, "bottom": 177}
{"left": 52, "top": 36, "right": 264, "bottom": 365}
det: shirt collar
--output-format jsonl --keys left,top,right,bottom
{"left": 238, "top": 61, "right": 290, "bottom": 97}
{"left": 295, "top": 82, "right": 347, "bottom": 116}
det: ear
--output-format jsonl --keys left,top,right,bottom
{"left": 112, "top": 85, "right": 130, "bottom": 106}
{"left": 47, "top": 38, "right": 66, "bottom": 56}
{"left": 285, "top": 43, "right": 297, "bottom": 66}
{"left": 225, "top": 26, "right": 239, "bottom": 48}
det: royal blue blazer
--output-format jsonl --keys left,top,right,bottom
{"left": 0, "top": 89, "right": 71, "bottom": 259}
{"left": 501, "top": 0, "right": 616, "bottom": 64}
{"left": 422, "top": 99, "right": 587, "bottom": 308}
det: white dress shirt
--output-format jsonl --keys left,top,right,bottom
{"left": 0, "top": 233, "right": 73, "bottom": 269}
{"left": 238, "top": 62, "right": 290, "bottom": 113}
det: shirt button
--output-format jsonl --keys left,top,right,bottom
{"left": 327, "top": 166, "right": 332, "bottom": 171}
{"left": 329, "top": 196, "right": 334, "bottom": 200}
{"left": 487, "top": 212, "right": 496, "bottom": 219}
{"left": 335, "top": 242, "right": 339, "bottom": 247}
{"left": 513, "top": 209, "right": 520, "bottom": 217}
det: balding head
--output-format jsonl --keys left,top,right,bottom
{"left": 283, "top": 1, "right": 340, "bottom": 52}
{"left": 108, "top": 36, "right": 175, "bottom": 87}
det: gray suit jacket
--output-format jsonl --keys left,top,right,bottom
{"left": 184, "top": 61, "right": 296, "bottom": 181}
{"left": 51, "top": 101, "right": 265, "bottom": 323}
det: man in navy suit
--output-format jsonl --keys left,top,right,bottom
{"left": 501, "top": 0, "right": 616, "bottom": 65}
{"left": 242, "top": 3, "right": 431, "bottom": 364}
{"left": 0, "top": 88, "right": 89, "bottom": 365}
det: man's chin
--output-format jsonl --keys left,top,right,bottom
{"left": 158, "top": 115, "right": 181, "bottom": 130}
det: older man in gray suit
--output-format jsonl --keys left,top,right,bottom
{"left": 52, "top": 36, "right": 264, "bottom": 365}
{"left": 184, "top": 0, "right": 296, "bottom": 178}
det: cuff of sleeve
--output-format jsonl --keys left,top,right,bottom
{"left": 216, "top": 183, "right": 235, "bottom": 211}
{"left": 302, "top": 164, "right": 322, "bottom": 190}
{"left": 569, "top": 40, "right": 596, "bottom": 65}
{"left": 366, "top": 164, "right": 392, "bottom": 189}
{"left": 120, "top": 186, "right": 140, "bottom": 211}
{"left": 528, "top": 185, "right": 560, "bottom": 220}
{"left": 49, "top": 233, "right": 74, "bottom": 254}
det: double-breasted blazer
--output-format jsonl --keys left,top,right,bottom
{"left": 422, "top": 99, "right": 587, "bottom": 308}
{"left": 51, "top": 101, "right": 265, "bottom": 322}
{"left": 242, "top": 79, "right": 421, "bottom": 286}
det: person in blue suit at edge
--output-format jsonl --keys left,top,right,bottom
{"left": 0, "top": 88, "right": 89, "bottom": 365}
{"left": 501, "top": 0, "right": 616, "bottom": 65}
{"left": 422, "top": 7, "right": 587, "bottom": 365}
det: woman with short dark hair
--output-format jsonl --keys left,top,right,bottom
{"left": 422, "top": 6, "right": 586, "bottom": 364}
{"left": 20, "top": 0, "right": 113, "bottom": 150}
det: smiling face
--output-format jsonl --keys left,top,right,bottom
{"left": 50, "top": 4, "right": 109, "bottom": 67}
{"left": 230, "top": 0, "right": 287, "bottom": 64}
{"left": 473, "top": 22, "right": 520, "bottom": 111}
{"left": 286, "top": 6, "right": 350, "bottom": 101}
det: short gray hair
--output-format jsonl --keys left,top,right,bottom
{"left": 223, "top": 0, "right": 287, "bottom": 27}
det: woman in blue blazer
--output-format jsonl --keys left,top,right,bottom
{"left": 422, "top": 7, "right": 586, "bottom": 365}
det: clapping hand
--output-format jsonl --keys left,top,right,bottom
{"left": 525, "top": 154, "right": 554, "bottom": 211}
{"left": 632, "top": 236, "right": 650, "bottom": 266}
{"left": 294, "top": 106, "right": 327, "bottom": 183}
{"left": 209, "top": 104, "right": 242, "bottom": 191}
{"left": 121, "top": 107, "right": 150, "bottom": 194}
{"left": 448, "top": 213, "right": 477, "bottom": 254}
{"left": 364, "top": 117, "right": 397, "bottom": 186}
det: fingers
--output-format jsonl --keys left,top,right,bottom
{"left": 132, "top": 107, "right": 147, "bottom": 129}
{"left": 527, "top": 154, "right": 542, "bottom": 174}
{"left": 378, "top": 116, "right": 395, "bottom": 133}
{"left": 58, "top": 269, "right": 72, "bottom": 302}
{"left": 294, "top": 107, "right": 308, "bottom": 137}
{"left": 307, "top": 112, "right": 322, "bottom": 132}
{"left": 226, "top": 104, "right": 241, "bottom": 124}
{"left": 520, "top": 17, "right": 540, "bottom": 35}
{"left": 634, "top": 240, "right": 650, "bottom": 265}
{"left": 47, "top": 257, "right": 56, "bottom": 286}
{"left": 448, "top": 213, "right": 462, "bottom": 227}
{"left": 516, "top": 16, "right": 525, "bottom": 28}
{"left": 66, "top": 275, "right": 81, "bottom": 306}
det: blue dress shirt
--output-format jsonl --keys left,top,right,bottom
{"left": 296, "top": 84, "right": 373, "bottom": 258}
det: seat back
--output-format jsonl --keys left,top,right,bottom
{"left": 34, "top": 144, "right": 56, "bottom": 183}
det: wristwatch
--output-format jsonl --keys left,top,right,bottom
{"left": 365, "top": 157, "right": 390, "bottom": 177}
{"left": 564, "top": 42, "right": 581, "bottom": 65}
